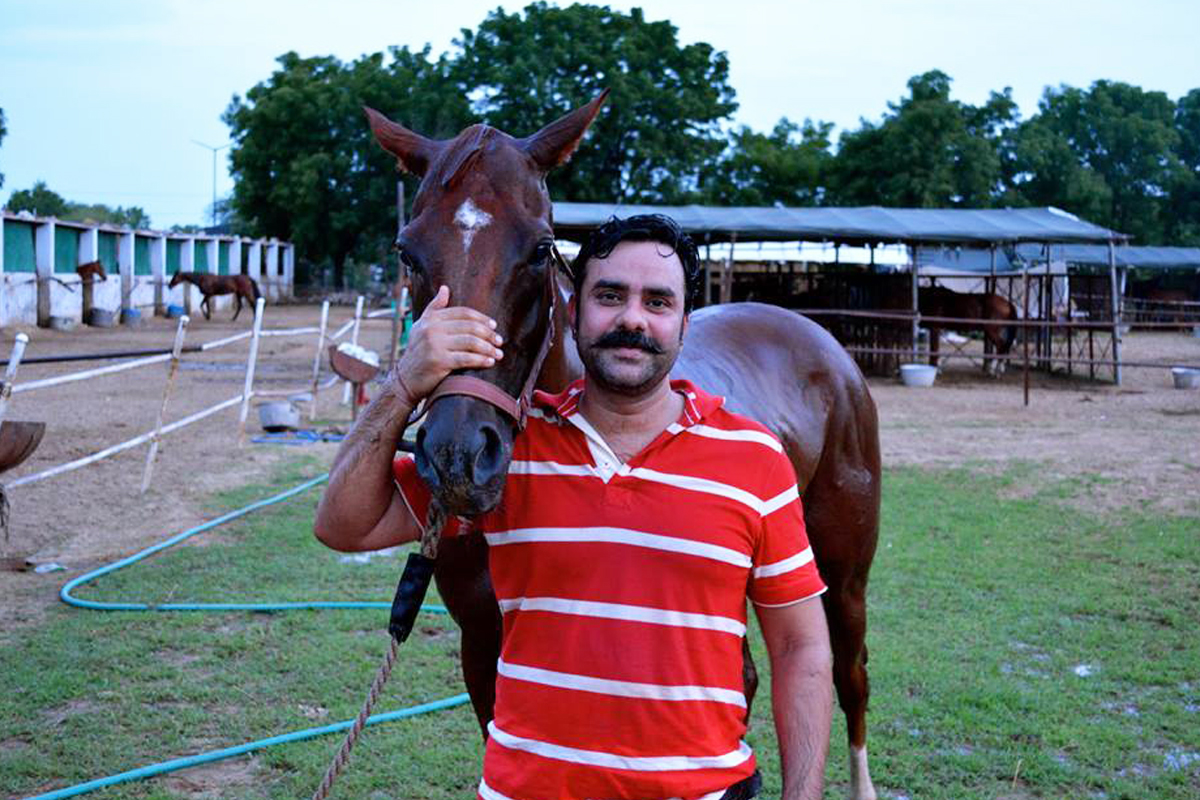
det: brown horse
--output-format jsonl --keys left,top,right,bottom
{"left": 75, "top": 260, "right": 108, "bottom": 285}
{"left": 367, "top": 96, "right": 882, "bottom": 800}
{"left": 919, "top": 285, "right": 1018, "bottom": 375}
{"left": 168, "top": 271, "right": 261, "bottom": 321}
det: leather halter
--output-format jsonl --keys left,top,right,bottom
{"left": 421, "top": 246, "right": 566, "bottom": 431}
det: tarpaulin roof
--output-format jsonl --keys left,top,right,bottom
{"left": 551, "top": 203, "right": 1126, "bottom": 246}
{"left": 917, "top": 244, "right": 1200, "bottom": 273}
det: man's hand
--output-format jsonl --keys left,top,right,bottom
{"left": 393, "top": 285, "right": 504, "bottom": 403}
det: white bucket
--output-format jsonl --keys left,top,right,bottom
{"left": 258, "top": 401, "right": 301, "bottom": 432}
{"left": 899, "top": 363, "right": 938, "bottom": 388}
{"left": 1170, "top": 367, "right": 1200, "bottom": 390}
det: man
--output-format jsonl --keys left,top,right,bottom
{"left": 315, "top": 215, "right": 832, "bottom": 800}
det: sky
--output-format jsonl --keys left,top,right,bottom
{"left": 2, "top": 0, "right": 1198, "bottom": 230}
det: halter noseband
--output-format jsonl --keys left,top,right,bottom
{"left": 420, "top": 246, "right": 567, "bottom": 431}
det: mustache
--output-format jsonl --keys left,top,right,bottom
{"left": 593, "top": 328, "right": 665, "bottom": 355}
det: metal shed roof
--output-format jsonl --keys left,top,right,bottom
{"left": 551, "top": 203, "right": 1126, "bottom": 246}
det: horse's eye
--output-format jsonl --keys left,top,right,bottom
{"left": 397, "top": 246, "right": 422, "bottom": 275}
{"left": 531, "top": 242, "right": 553, "bottom": 266}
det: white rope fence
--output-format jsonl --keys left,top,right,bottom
{"left": 0, "top": 294, "right": 407, "bottom": 492}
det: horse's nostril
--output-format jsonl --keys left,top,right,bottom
{"left": 472, "top": 423, "right": 504, "bottom": 484}
{"left": 413, "top": 426, "right": 441, "bottom": 490}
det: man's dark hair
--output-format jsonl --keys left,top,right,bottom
{"left": 568, "top": 214, "right": 701, "bottom": 313}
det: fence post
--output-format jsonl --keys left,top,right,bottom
{"left": 0, "top": 334, "right": 31, "bottom": 426}
{"left": 140, "top": 315, "right": 190, "bottom": 493}
{"left": 310, "top": 300, "right": 330, "bottom": 421}
{"left": 341, "top": 295, "right": 365, "bottom": 405}
{"left": 237, "top": 297, "right": 266, "bottom": 444}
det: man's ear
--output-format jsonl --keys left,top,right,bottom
{"left": 680, "top": 311, "right": 689, "bottom": 343}
{"left": 567, "top": 294, "right": 578, "bottom": 333}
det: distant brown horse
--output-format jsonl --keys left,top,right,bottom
{"left": 75, "top": 260, "right": 108, "bottom": 285}
{"left": 168, "top": 271, "right": 261, "bottom": 321}
{"left": 919, "top": 286, "right": 1019, "bottom": 375}
{"left": 367, "top": 95, "right": 883, "bottom": 799}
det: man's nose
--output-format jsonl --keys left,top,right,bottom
{"left": 614, "top": 300, "right": 648, "bottom": 331}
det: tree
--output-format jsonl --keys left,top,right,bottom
{"left": 699, "top": 118, "right": 833, "bottom": 206}
{"left": 828, "top": 71, "right": 1018, "bottom": 208}
{"left": 1009, "top": 81, "right": 1182, "bottom": 243}
{"left": 224, "top": 48, "right": 470, "bottom": 288}
{"left": 1167, "top": 88, "right": 1200, "bottom": 244}
{"left": 6, "top": 180, "right": 69, "bottom": 217}
{"left": 451, "top": 2, "right": 738, "bottom": 203}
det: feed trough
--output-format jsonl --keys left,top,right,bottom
{"left": 899, "top": 363, "right": 938, "bottom": 388}
{"left": 0, "top": 420, "right": 45, "bottom": 474}
{"left": 258, "top": 401, "right": 301, "bottom": 433}
{"left": 1171, "top": 367, "right": 1200, "bottom": 390}
{"left": 329, "top": 344, "right": 381, "bottom": 421}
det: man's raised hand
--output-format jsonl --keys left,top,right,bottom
{"left": 393, "top": 285, "right": 505, "bottom": 403}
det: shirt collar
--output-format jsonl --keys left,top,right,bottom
{"left": 532, "top": 378, "right": 722, "bottom": 427}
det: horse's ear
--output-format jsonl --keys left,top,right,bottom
{"left": 364, "top": 106, "right": 443, "bottom": 178}
{"left": 519, "top": 89, "right": 609, "bottom": 172}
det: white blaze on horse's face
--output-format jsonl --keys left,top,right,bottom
{"left": 454, "top": 198, "right": 493, "bottom": 256}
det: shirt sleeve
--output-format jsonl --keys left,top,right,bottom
{"left": 392, "top": 452, "right": 462, "bottom": 538}
{"left": 748, "top": 450, "right": 826, "bottom": 607}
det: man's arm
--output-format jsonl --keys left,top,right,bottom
{"left": 754, "top": 596, "right": 833, "bottom": 800}
{"left": 313, "top": 285, "right": 504, "bottom": 551}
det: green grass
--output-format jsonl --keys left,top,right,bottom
{"left": 2, "top": 460, "right": 1198, "bottom": 799}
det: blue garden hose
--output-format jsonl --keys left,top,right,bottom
{"left": 30, "top": 472, "right": 468, "bottom": 800}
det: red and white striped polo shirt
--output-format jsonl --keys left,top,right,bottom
{"left": 393, "top": 379, "right": 825, "bottom": 800}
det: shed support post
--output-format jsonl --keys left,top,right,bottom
{"left": 910, "top": 245, "right": 920, "bottom": 362}
{"left": 703, "top": 243, "right": 712, "bottom": 306}
{"left": 1109, "top": 241, "right": 1121, "bottom": 386}
{"left": 720, "top": 236, "right": 736, "bottom": 305}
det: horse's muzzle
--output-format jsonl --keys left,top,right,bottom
{"left": 414, "top": 395, "right": 513, "bottom": 517}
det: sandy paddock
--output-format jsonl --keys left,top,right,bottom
{"left": 1, "top": 304, "right": 1197, "bottom": 632}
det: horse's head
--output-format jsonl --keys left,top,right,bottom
{"left": 366, "top": 93, "right": 606, "bottom": 517}
{"left": 168, "top": 272, "right": 183, "bottom": 289}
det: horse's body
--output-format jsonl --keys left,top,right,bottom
{"left": 918, "top": 286, "right": 1018, "bottom": 375}
{"left": 168, "top": 272, "right": 261, "bottom": 321}
{"left": 367, "top": 96, "right": 882, "bottom": 800}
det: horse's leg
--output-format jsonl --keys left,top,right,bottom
{"left": 800, "top": 397, "right": 881, "bottom": 800}
{"left": 928, "top": 327, "right": 940, "bottom": 368}
{"left": 232, "top": 293, "right": 242, "bottom": 322}
{"left": 202, "top": 294, "right": 212, "bottom": 321}
{"left": 433, "top": 535, "right": 502, "bottom": 738}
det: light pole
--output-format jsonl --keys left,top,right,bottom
{"left": 191, "top": 139, "right": 230, "bottom": 228}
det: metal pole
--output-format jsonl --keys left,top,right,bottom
{"left": 140, "top": 315, "right": 190, "bottom": 493}
{"left": 237, "top": 297, "right": 266, "bottom": 444}
{"left": 910, "top": 245, "right": 920, "bottom": 362}
{"left": 310, "top": 300, "right": 330, "bottom": 421}
{"left": 1023, "top": 269, "right": 1031, "bottom": 406}
{"left": 191, "top": 140, "right": 230, "bottom": 227}
{"left": 0, "top": 333, "right": 31, "bottom": 426}
{"left": 1109, "top": 240, "right": 1122, "bottom": 386}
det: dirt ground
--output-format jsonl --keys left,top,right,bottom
{"left": 2, "top": 304, "right": 1198, "bottom": 632}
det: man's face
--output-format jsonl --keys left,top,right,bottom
{"left": 573, "top": 239, "right": 688, "bottom": 397}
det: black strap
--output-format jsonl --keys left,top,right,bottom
{"left": 388, "top": 552, "right": 436, "bottom": 643}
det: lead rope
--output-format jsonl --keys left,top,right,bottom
{"left": 309, "top": 502, "right": 446, "bottom": 800}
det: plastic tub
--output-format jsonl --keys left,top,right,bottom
{"left": 85, "top": 308, "right": 116, "bottom": 328}
{"left": 1171, "top": 367, "right": 1200, "bottom": 389}
{"left": 165, "top": 304, "right": 186, "bottom": 319}
{"left": 899, "top": 363, "right": 938, "bottom": 388}
{"left": 258, "top": 401, "right": 301, "bottom": 432}
{"left": 120, "top": 307, "right": 142, "bottom": 326}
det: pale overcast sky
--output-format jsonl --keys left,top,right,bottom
{"left": 2, "top": 0, "right": 1197, "bottom": 228}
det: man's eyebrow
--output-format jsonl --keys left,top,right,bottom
{"left": 590, "top": 279, "right": 678, "bottom": 298}
{"left": 591, "top": 279, "right": 629, "bottom": 292}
